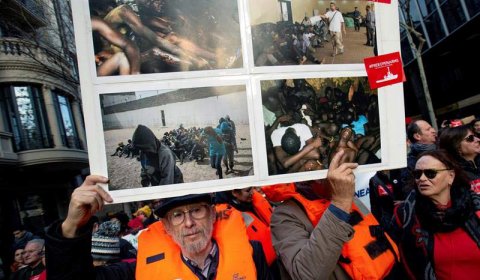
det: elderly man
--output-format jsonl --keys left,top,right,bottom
{"left": 45, "top": 176, "right": 272, "bottom": 279}
{"left": 10, "top": 239, "right": 45, "bottom": 280}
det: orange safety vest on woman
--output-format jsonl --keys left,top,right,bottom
{"left": 263, "top": 183, "right": 399, "bottom": 280}
{"left": 241, "top": 191, "right": 276, "bottom": 265}
{"left": 136, "top": 205, "right": 257, "bottom": 280}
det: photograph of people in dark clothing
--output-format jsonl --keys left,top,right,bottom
{"left": 88, "top": 0, "right": 243, "bottom": 76}
{"left": 261, "top": 77, "right": 381, "bottom": 176}
{"left": 99, "top": 85, "right": 253, "bottom": 190}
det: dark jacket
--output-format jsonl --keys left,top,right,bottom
{"left": 132, "top": 125, "right": 183, "bottom": 186}
{"left": 9, "top": 262, "right": 45, "bottom": 280}
{"left": 369, "top": 171, "right": 404, "bottom": 228}
{"left": 45, "top": 220, "right": 272, "bottom": 280}
{"left": 457, "top": 155, "right": 480, "bottom": 189}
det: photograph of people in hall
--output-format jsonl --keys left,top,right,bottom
{"left": 261, "top": 77, "right": 381, "bottom": 176}
{"left": 88, "top": 0, "right": 243, "bottom": 76}
{"left": 249, "top": 0, "right": 377, "bottom": 66}
{"left": 100, "top": 85, "right": 253, "bottom": 190}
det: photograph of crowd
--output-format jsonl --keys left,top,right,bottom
{"left": 100, "top": 85, "right": 253, "bottom": 190}
{"left": 88, "top": 0, "right": 243, "bottom": 76}
{"left": 261, "top": 77, "right": 381, "bottom": 176}
{"left": 250, "top": 1, "right": 377, "bottom": 66}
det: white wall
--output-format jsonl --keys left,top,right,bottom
{"left": 103, "top": 91, "right": 249, "bottom": 129}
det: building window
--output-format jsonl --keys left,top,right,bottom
{"left": 464, "top": 0, "right": 480, "bottom": 17}
{"left": 55, "top": 93, "right": 80, "bottom": 149}
{"left": 1, "top": 84, "right": 52, "bottom": 151}
{"left": 417, "top": 0, "right": 438, "bottom": 17}
{"left": 423, "top": 11, "right": 446, "bottom": 45}
{"left": 440, "top": 0, "right": 467, "bottom": 32}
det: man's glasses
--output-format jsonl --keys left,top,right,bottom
{"left": 167, "top": 204, "right": 211, "bottom": 226}
{"left": 464, "top": 134, "right": 477, "bottom": 143}
{"left": 413, "top": 169, "right": 450, "bottom": 180}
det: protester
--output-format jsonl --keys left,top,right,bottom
{"left": 9, "top": 248, "right": 27, "bottom": 273}
{"left": 10, "top": 239, "right": 45, "bottom": 280}
{"left": 439, "top": 125, "right": 480, "bottom": 193}
{"left": 470, "top": 118, "right": 480, "bottom": 137}
{"left": 368, "top": 169, "right": 405, "bottom": 228}
{"left": 264, "top": 150, "right": 399, "bottom": 279}
{"left": 44, "top": 175, "right": 273, "bottom": 279}
{"left": 215, "top": 187, "right": 277, "bottom": 267}
{"left": 11, "top": 228, "right": 38, "bottom": 252}
{"left": 390, "top": 150, "right": 480, "bottom": 279}
{"left": 133, "top": 205, "right": 156, "bottom": 227}
{"left": 406, "top": 120, "right": 437, "bottom": 170}
{"left": 91, "top": 221, "right": 124, "bottom": 267}
{"left": 122, "top": 217, "right": 145, "bottom": 250}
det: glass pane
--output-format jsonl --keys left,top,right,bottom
{"left": 57, "top": 95, "right": 78, "bottom": 148}
{"left": 464, "top": 0, "right": 480, "bottom": 16}
{"left": 400, "top": 36, "right": 415, "bottom": 65}
{"left": 441, "top": 0, "right": 467, "bottom": 32}
{"left": 14, "top": 86, "right": 42, "bottom": 149}
{"left": 423, "top": 12, "right": 446, "bottom": 45}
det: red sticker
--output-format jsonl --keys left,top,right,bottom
{"left": 373, "top": 0, "right": 392, "bottom": 3}
{"left": 364, "top": 52, "right": 404, "bottom": 89}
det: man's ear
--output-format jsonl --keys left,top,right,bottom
{"left": 413, "top": 132, "right": 422, "bottom": 142}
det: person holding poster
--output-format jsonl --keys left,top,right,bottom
{"left": 321, "top": 2, "right": 346, "bottom": 57}
{"left": 265, "top": 150, "right": 399, "bottom": 280}
{"left": 44, "top": 176, "right": 273, "bottom": 279}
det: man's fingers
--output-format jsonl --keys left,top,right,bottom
{"left": 336, "top": 162, "right": 359, "bottom": 173}
{"left": 81, "top": 175, "right": 113, "bottom": 203}
{"left": 329, "top": 149, "right": 344, "bottom": 170}
{"left": 95, "top": 184, "right": 113, "bottom": 203}
{"left": 83, "top": 175, "right": 109, "bottom": 187}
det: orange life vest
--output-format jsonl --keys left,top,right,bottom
{"left": 241, "top": 191, "right": 276, "bottom": 265}
{"left": 136, "top": 204, "right": 257, "bottom": 280}
{"left": 263, "top": 183, "right": 399, "bottom": 280}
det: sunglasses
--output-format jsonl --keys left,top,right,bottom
{"left": 464, "top": 134, "right": 477, "bottom": 143}
{"left": 412, "top": 169, "right": 450, "bottom": 180}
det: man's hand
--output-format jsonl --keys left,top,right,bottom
{"left": 327, "top": 150, "right": 358, "bottom": 213}
{"left": 62, "top": 175, "right": 112, "bottom": 238}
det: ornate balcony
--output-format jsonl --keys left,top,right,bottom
{"left": 0, "top": 37, "right": 78, "bottom": 94}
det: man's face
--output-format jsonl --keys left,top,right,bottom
{"left": 232, "top": 187, "right": 254, "bottom": 203}
{"left": 415, "top": 120, "right": 437, "bottom": 144}
{"left": 163, "top": 203, "right": 215, "bottom": 255}
{"left": 330, "top": 3, "right": 336, "bottom": 11}
{"left": 23, "top": 242, "right": 43, "bottom": 267}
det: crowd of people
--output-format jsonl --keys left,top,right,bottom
{"left": 263, "top": 77, "right": 381, "bottom": 175}
{"left": 252, "top": 2, "right": 376, "bottom": 66}
{"left": 2, "top": 116, "right": 479, "bottom": 279}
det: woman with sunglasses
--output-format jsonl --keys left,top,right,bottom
{"left": 390, "top": 150, "right": 480, "bottom": 280}
{"left": 439, "top": 125, "right": 480, "bottom": 193}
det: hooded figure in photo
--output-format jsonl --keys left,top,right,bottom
{"left": 132, "top": 124, "right": 184, "bottom": 187}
